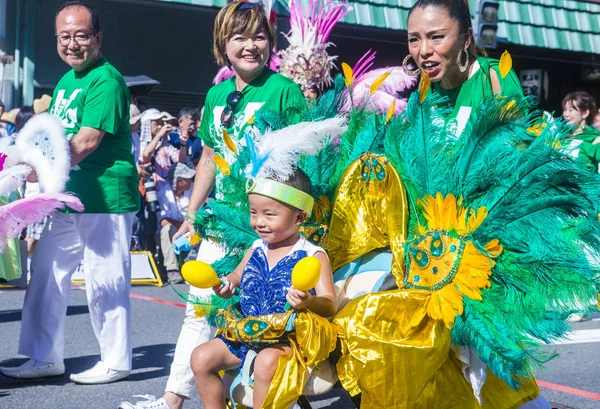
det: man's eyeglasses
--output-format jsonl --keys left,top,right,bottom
{"left": 220, "top": 91, "right": 243, "bottom": 128}
{"left": 55, "top": 32, "right": 96, "bottom": 46}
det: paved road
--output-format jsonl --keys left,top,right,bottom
{"left": 0, "top": 283, "right": 599, "bottom": 409}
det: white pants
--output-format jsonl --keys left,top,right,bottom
{"left": 18, "top": 211, "right": 135, "bottom": 371}
{"left": 164, "top": 240, "right": 222, "bottom": 398}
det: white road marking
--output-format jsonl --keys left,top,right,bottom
{"left": 553, "top": 329, "right": 600, "bottom": 345}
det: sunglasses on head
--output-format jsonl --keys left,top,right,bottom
{"left": 220, "top": 91, "right": 243, "bottom": 128}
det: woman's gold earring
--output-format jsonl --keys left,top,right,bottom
{"left": 457, "top": 47, "right": 469, "bottom": 73}
{"left": 402, "top": 55, "right": 421, "bottom": 77}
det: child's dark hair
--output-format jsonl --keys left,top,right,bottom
{"left": 282, "top": 168, "right": 313, "bottom": 197}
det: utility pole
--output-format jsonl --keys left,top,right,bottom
{"left": 0, "top": 54, "right": 14, "bottom": 102}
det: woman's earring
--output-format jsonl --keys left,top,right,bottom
{"left": 402, "top": 55, "right": 421, "bottom": 77}
{"left": 457, "top": 47, "right": 469, "bottom": 73}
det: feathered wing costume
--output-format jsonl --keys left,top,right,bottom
{"left": 0, "top": 113, "right": 84, "bottom": 253}
{"left": 331, "top": 84, "right": 600, "bottom": 407}
{"left": 278, "top": 0, "right": 350, "bottom": 91}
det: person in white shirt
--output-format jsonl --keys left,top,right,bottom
{"left": 158, "top": 163, "right": 195, "bottom": 284}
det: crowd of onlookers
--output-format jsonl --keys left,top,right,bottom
{"left": 129, "top": 104, "right": 204, "bottom": 284}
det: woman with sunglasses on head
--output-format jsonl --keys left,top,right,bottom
{"left": 405, "top": 0, "right": 523, "bottom": 136}
{"left": 119, "top": 2, "right": 305, "bottom": 409}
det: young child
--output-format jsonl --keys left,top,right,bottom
{"left": 190, "top": 168, "right": 336, "bottom": 409}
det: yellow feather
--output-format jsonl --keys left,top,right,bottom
{"left": 419, "top": 73, "right": 430, "bottom": 103}
{"left": 369, "top": 70, "right": 391, "bottom": 95}
{"left": 247, "top": 115, "right": 256, "bottom": 125}
{"left": 385, "top": 99, "right": 396, "bottom": 125}
{"left": 222, "top": 129, "right": 237, "bottom": 154}
{"left": 441, "top": 286, "right": 464, "bottom": 316}
{"left": 467, "top": 206, "right": 488, "bottom": 231}
{"left": 341, "top": 62, "right": 354, "bottom": 87}
{"left": 213, "top": 154, "right": 230, "bottom": 176}
{"left": 499, "top": 50, "right": 512, "bottom": 79}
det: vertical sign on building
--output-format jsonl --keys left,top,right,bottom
{"left": 519, "top": 69, "right": 543, "bottom": 101}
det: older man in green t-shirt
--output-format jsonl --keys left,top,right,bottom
{"left": 0, "top": 2, "right": 139, "bottom": 384}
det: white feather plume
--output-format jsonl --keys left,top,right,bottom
{"left": 15, "top": 113, "right": 70, "bottom": 193}
{"left": 0, "top": 164, "right": 32, "bottom": 196}
{"left": 245, "top": 117, "right": 347, "bottom": 181}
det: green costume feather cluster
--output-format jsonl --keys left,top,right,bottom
{"left": 385, "top": 91, "right": 600, "bottom": 388}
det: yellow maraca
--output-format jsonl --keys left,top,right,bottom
{"left": 181, "top": 261, "right": 241, "bottom": 295}
{"left": 285, "top": 256, "right": 322, "bottom": 310}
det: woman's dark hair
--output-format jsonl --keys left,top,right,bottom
{"left": 15, "top": 106, "right": 34, "bottom": 131}
{"left": 562, "top": 91, "right": 598, "bottom": 126}
{"left": 408, "top": 0, "right": 485, "bottom": 57}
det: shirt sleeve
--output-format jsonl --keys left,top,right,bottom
{"left": 81, "top": 78, "right": 128, "bottom": 134}
{"left": 488, "top": 61, "right": 525, "bottom": 100}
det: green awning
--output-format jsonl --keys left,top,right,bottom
{"left": 153, "top": 0, "right": 600, "bottom": 54}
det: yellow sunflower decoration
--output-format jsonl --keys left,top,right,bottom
{"left": 404, "top": 193, "right": 503, "bottom": 328}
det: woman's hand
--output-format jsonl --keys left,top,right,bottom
{"left": 26, "top": 169, "right": 38, "bottom": 183}
{"left": 286, "top": 287, "right": 311, "bottom": 310}
{"left": 172, "top": 218, "right": 196, "bottom": 244}
{"left": 157, "top": 124, "right": 173, "bottom": 139}
{"left": 213, "top": 279, "right": 236, "bottom": 299}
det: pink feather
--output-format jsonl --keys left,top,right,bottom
{"left": 213, "top": 66, "right": 235, "bottom": 85}
{"left": 351, "top": 66, "right": 417, "bottom": 114}
{"left": 0, "top": 193, "right": 84, "bottom": 251}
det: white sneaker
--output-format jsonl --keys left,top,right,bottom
{"left": 118, "top": 395, "right": 171, "bottom": 409}
{"left": 0, "top": 359, "right": 65, "bottom": 379}
{"left": 70, "top": 361, "right": 129, "bottom": 384}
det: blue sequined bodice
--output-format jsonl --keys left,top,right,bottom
{"left": 240, "top": 246, "right": 307, "bottom": 317}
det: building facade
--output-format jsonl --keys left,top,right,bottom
{"left": 1, "top": 0, "right": 599, "bottom": 114}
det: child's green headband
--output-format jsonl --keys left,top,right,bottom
{"left": 246, "top": 177, "right": 314, "bottom": 216}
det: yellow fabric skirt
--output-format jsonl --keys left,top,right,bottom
{"left": 333, "top": 289, "right": 540, "bottom": 409}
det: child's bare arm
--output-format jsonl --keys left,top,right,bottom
{"left": 286, "top": 252, "right": 336, "bottom": 317}
{"left": 213, "top": 247, "right": 253, "bottom": 298}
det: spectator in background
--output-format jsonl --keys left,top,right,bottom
{"left": 129, "top": 104, "right": 151, "bottom": 179}
{"left": 0, "top": 108, "right": 18, "bottom": 136}
{"left": 593, "top": 110, "right": 600, "bottom": 130}
{"left": 158, "top": 163, "right": 196, "bottom": 284}
{"left": 142, "top": 110, "right": 187, "bottom": 188}
{"left": 33, "top": 94, "right": 52, "bottom": 114}
{"left": 562, "top": 91, "right": 600, "bottom": 173}
{"left": 169, "top": 107, "right": 202, "bottom": 167}
{"left": 15, "top": 106, "right": 35, "bottom": 132}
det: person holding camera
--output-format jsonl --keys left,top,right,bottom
{"left": 157, "top": 163, "right": 196, "bottom": 284}
{"left": 142, "top": 109, "right": 187, "bottom": 189}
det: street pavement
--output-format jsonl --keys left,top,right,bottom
{"left": 0, "top": 283, "right": 599, "bottom": 409}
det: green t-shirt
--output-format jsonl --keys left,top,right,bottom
{"left": 565, "top": 125, "right": 600, "bottom": 173}
{"left": 432, "top": 56, "right": 524, "bottom": 136}
{"left": 199, "top": 68, "right": 306, "bottom": 199}
{"left": 49, "top": 57, "right": 139, "bottom": 213}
